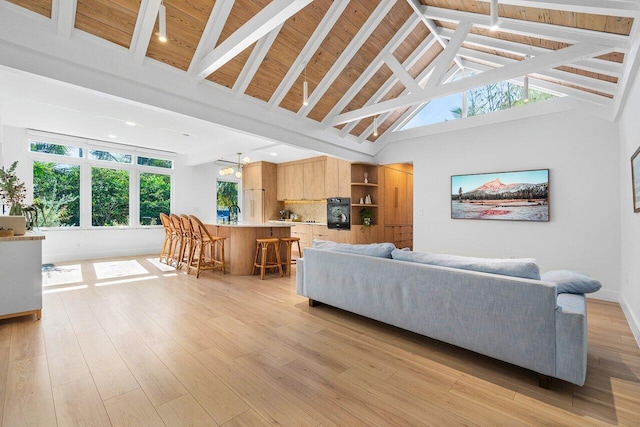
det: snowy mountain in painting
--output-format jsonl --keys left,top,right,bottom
{"left": 462, "top": 178, "right": 548, "bottom": 200}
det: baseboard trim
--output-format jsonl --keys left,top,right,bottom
{"left": 620, "top": 293, "right": 640, "bottom": 349}
{"left": 588, "top": 288, "right": 619, "bottom": 303}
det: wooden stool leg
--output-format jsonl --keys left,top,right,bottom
{"left": 252, "top": 242, "right": 260, "bottom": 276}
{"left": 286, "top": 241, "right": 293, "bottom": 276}
{"left": 260, "top": 243, "right": 267, "bottom": 280}
{"left": 219, "top": 240, "right": 226, "bottom": 274}
{"left": 275, "top": 242, "right": 283, "bottom": 277}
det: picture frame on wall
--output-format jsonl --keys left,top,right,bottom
{"left": 451, "top": 169, "right": 549, "bottom": 222}
{"left": 632, "top": 145, "right": 640, "bottom": 213}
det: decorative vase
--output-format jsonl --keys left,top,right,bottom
{"left": 9, "top": 204, "right": 22, "bottom": 216}
{"left": 364, "top": 172, "right": 368, "bottom": 184}
{"left": 363, "top": 217, "right": 371, "bottom": 226}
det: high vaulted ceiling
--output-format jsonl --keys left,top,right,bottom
{"left": 0, "top": 0, "right": 639, "bottom": 163}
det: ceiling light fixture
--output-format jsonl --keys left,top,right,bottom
{"left": 373, "top": 117, "right": 378, "bottom": 137}
{"left": 125, "top": 121, "right": 136, "bottom": 126}
{"left": 218, "top": 153, "right": 250, "bottom": 177}
{"left": 523, "top": 75, "right": 530, "bottom": 103}
{"left": 490, "top": 0, "right": 499, "bottom": 31}
{"left": 158, "top": 1, "right": 167, "bottom": 43}
{"left": 302, "top": 63, "right": 309, "bottom": 106}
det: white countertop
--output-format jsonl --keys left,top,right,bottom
{"left": 206, "top": 221, "right": 295, "bottom": 228}
{"left": 268, "top": 220, "right": 328, "bottom": 226}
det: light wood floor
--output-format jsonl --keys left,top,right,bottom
{"left": 1, "top": 255, "right": 639, "bottom": 426}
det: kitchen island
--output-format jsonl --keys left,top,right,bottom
{"left": 0, "top": 232, "right": 45, "bottom": 320}
{"left": 204, "top": 222, "right": 294, "bottom": 275}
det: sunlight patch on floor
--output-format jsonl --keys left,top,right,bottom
{"left": 146, "top": 258, "right": 176, "bottom": 272}
{"left": 42, "top": 264, "right": 83, "bottom": 287}
{"left": 43, "top": 284, "right": 88, "bottom": 294}
{"left": 93, "top": 260, "right": 149, "bottom": 279}
{"left": 95, "top": 275, "right": 159, "bottom": 287}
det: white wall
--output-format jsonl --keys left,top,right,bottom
{"left": 377, "top": 108, "right": 621, "bottom": 302}
{"left": 618, "top": 68, "right": 640, "bottom": 345}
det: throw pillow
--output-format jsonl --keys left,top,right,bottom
{"left": 541, "top": 270, "right": 602, "bottom": 294}
{"left": 391, "top": 249, "right": 541, "bottom": 280}
{"left": 312, "top": 240, "right": 396, "bottom": 258}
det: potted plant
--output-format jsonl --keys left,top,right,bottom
{"left": 359, "top": 207, "right": 373, "bottom": 226}
{"left": 0, "top": 161, "right": 26, "bottom": 216}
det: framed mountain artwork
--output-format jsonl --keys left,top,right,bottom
{"left": 451, "top": 169, "right": 549, "bottom": 222}
{"left": 632, "top": 146, "right": 640, "bottom": 213}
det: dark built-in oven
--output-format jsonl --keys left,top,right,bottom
{"left": 327, "top": 197, "right": 350, "bottom": 230}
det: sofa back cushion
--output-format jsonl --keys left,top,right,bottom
{"left": 313, "top": 240, "right": 396, "bottom": 258}
{"left": 391, "top": 249, "right": 541, "bottom": 280}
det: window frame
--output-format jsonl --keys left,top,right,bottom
{"left": 29, "top": 139, "right": 174, "bottom": 230}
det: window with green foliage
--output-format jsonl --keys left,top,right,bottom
{"left": 216, "top": 180, "right": 238, "bottom": 221}
{"left": 89, "top": 150, "right": 132, "bottom": 163}
{"left": 401, "top": 76, "right": 556, "bottom": 131}
{"left": 32, "top": 161, "right": 80, "bottom": 227}
{"left": 137, "top": 156, "right": 173, "bottom": 169}
{"left": 91, "top": 167, "right": 130, "bottom": 226}
{"left": 30, "top": 138, "right": 172, "bottom": 228}
{"left": 140, "top": 172, "right": 171, "bottom": 225}
{"left": 30, "top": 142, "right": 83, "bottom": 158}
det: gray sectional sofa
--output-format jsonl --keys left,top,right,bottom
{"left": 296, "top": 242, "right": 590, "bottom": 387}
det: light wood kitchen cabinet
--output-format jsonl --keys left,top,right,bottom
{"left": 325, "top": 157, "right": 351, "bottom": 198}
{"left": 277, "top": 156, "right": 346, "bottom": 201}
{"left": 242, "top": 161, "right": 278, "bottom": 222}
{"left": 278, "top": 163, "right": 304, "bottom": 200}
{"left": 242, "top": 162, "right": 262, "bottom": 190}
{"left": 291, "top": 223, "right": 312, "bottom": 251}
{"left": 383, "top": 165, "right": 412, "bottom": 225}
{"left": 303, "top": 160, "right": 325, "bottom": 200}
{"left": 384, "top": 225, "right": 413, "bottom": 249}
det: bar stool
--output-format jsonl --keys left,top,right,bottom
{"left": 188, "top": 215, "right": 226, "bottom": 278}
{"left": 279, "top": 236, "right": 302, "bottom": 276}
{"left": 252, "top": 238, "right": 283, "bottom": 280}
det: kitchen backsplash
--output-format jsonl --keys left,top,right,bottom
{"left": 284, "top": 201, "right": 326, "bottom": 222}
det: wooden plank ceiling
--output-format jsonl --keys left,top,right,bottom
{"left": 5, "top": 0, "right": 637, "bottom": 144}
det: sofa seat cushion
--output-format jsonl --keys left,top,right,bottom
{"left": 391, "top": 249, "right": 541, "bottom": 280}
{"left": 541, "top": 270, "right": 602, "bottom": 294}
{"left": 312, "top": 240, "right": 396, "bottom": 258}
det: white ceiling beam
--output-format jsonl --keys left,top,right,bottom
{"left": 441, "top": 28, "right": 625, "bottom": 77}
{"left": 462, "top": 59, "right": 614, "bottom": 105}
{"left": 131, "top": 0, "right": 162, "bottom": 63}
{"left": 331, "top": 42, "right": 614, "bottom": 125}
{"left": 233, "top": 24, "right": 283, "bottom": 97}
{"left": 376, "top": 65, "right": 466, "bottom": 144}
{"left": 612, "top": 17, "right": 640, "bottom": 119}
{"left": 339, "top": 33, "right": 439, "bottom": 136}
{"left": 268, "top": 0, "right": 349, "bottom": 109}
{"left": 472, "top": 0, "right": 640, "bottom": 18}
{"left": 424, "top": 21, "right": 471, "bottom": 88}
{"left": 383, "top": 53, "right": 422, "bottom": 93}
{"left": 52, "top": 0, "right": 77, "bottom": 39}
{"left": 320, "top": 16, "right": 421, "bottom": 126}
{"left": 422, "top": 5, "right": 629, "bottom": 47}
{"left": 458, "top": 47, "right": 617, "bottom": 95}
{"left": 297, "top": 0, "right": 398, "bottom": 117}
{"left": 187, "top": 0, "right": 235, "bottom": 75}
{"left": 405, "top": 0, "right": 464, "bottom": 70}
{"left": 195, "top": 0, "right": 312, "bottom": 79}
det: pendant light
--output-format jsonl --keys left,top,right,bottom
{"left": 218, "top": 153, "right": 250, "bottom": 177}
{"left": 373, "top": 117, "right": 378, "bottom": 137}
{"left": 523, "top": 75, "right": 530, "bottom": 103}
{"left": 302, "top": 64, "right": 309, "bottom": 106}
{"left": 158, "top": 1, "right": 167, "bottom": 43}
{"left": 490, "top": 0, "right": 499, "bottom": 31}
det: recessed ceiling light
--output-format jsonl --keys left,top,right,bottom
{"left": 108, "top": 134, "right": 117, "bottom": 138}
{"left": 270, "top": 152, "right": 277, "bottom": 156}
{"left": 182, "top": 133, "right": 190, "bottom": 137}
{"left": 125, "top": 121, "right": 136, "bottom": 126}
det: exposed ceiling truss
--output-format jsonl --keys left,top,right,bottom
{"left": 0, "top": 0, "right": 638, "bottom": 157}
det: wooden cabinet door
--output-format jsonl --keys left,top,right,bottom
{"left": 242, "top": 163, "right": 261, "bottom": 190}
{"left": 276, "top": 164, "right": 286, "bottom": 201}
{"left": 303, "top": 161, "right": 325, "bottom": 200}
{"left": 384, "top": 167, "right": 404, "bottom": 225}
{"left": 285, "top": 164, "right": 304, "bottom": 200}
{"left": 406, "top": 172, "right": 413, "bottom": 224}
{"left": 325, "top": 157, "right": 351, "bottom": 198}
